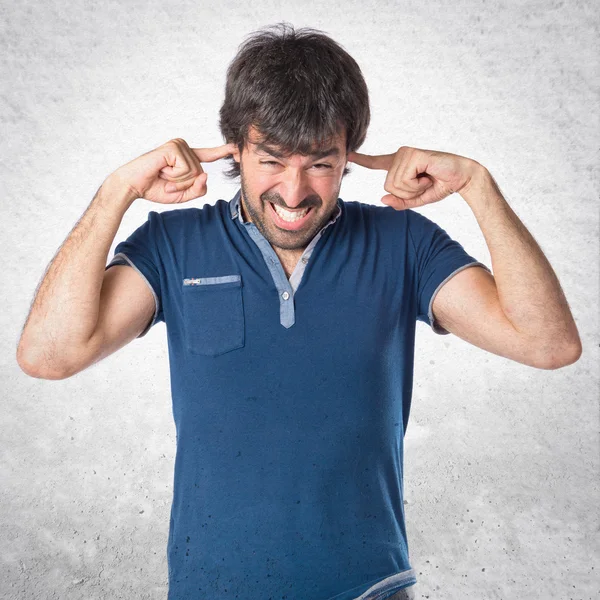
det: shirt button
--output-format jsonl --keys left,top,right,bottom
{"left": 282, "top": 291, "right": 290, "bottom": 300}
{"left": 301, "top": 257, "right": 308, "bottom": 264}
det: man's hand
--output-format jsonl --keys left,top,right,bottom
{"left": 110, "top": 139, "right": 237, "bottom": 205}
{"left": 347, "top": 146, "right": 482, "bottom": 210}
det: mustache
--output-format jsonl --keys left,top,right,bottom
{"left": 261, "top": 191, "right": 321, "bottom": 210}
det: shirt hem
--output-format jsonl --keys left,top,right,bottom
{"left": 348, "top": 569, "right": 417, "bottom": 600}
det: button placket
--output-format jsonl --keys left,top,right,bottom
{"left": 231, "top": 194, "right": 342, "bottom": 328}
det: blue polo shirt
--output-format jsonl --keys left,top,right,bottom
{"left": 106, "top": 190, "right": 489, "bottom": 599}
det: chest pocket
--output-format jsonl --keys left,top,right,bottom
{"left": 182, "top": 274, "right": 245, "bottom": 356}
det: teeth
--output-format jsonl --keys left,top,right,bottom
{"left": 273, "top": 204, "right": 309, "bottom": 222}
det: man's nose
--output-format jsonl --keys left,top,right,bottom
{"left": 278, "top": 170, "right": 313, "bottom": 208}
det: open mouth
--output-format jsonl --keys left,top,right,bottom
{"left": 268, "top": 202, "right": 314, "bottom": 230}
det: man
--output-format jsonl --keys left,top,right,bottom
{"left": 17, "top": 23, "right": 581, "bottom": 600}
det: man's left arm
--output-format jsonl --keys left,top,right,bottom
{"left": 348, "top": 147, "right": 582, "bottom": 370}
{"left": 439, "top": 166, "right": 582, "bottom": 369}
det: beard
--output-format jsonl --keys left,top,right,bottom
{"left": 239, "top": 165, "right": 340, "bottom": 251}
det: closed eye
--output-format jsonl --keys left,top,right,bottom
{"left": 258, "top": 161, "right": 332, "bottom": 169}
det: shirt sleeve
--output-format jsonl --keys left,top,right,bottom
{"left": 105, "top": 211, "right": 165, "bottom": 338}
{"left": 406, "top": 209, "right": 491, "bottom": 335}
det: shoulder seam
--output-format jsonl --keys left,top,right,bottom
{"left": 405, "top": 210, "right": 417, "bottom": 255}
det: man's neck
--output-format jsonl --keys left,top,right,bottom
{"left": 275, "top": 248, "right": 305, "bottom": 279}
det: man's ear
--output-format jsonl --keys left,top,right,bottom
{"left": 231, "top": 143, "right": 242, "bottom": 163}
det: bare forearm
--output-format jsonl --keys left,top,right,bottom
{"left": 17, "top": 175, "right": 137, "bottom": 377}
{"left": 460, "top": 167, "right": 581, "bottom": 355}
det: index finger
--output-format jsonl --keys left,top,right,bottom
{"left": 347, "top": 152, "right": 394, "bottom": 171}
{"left": 191, "top": 143, "right": 238, "bottom": 163}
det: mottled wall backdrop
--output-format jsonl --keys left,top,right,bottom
{"left": 2, "top": 0, "right": 598, "bottom": 598}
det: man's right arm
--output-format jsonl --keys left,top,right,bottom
{"left": 16, "top": 138, "right": 236, "bottom": 380}
{"left": 16, "top": 176, "right": 151, "bottom": 380}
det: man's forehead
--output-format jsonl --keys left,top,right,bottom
{"left": 246, "top": 127, "right": 345, "bottom": 158}
{"left": 251, "top": 141, "right": 341, "bottom": 159}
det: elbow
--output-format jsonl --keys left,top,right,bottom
{"left": 16, "top": 341, "right": 74, "bottom": 380}
{"left": 552, "top": 341, "right": 582, "bottom": 370}
{"left": 533, "top": 339, "right": 583, "bottom": 370}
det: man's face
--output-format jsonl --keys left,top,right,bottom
{"left": 232, "top": 126, "right": 347, "bottom": 252}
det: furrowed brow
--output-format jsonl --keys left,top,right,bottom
{"left": 254, "top": 142, "right": 340, "bottom": 161}
{"left": 255, "top": 143, "right": 287, "bottom": 159}
{"left": 310, "top": 147, "right": 340, "bottom": 160}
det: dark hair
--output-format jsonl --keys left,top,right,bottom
{"left": 219, "top": 22, "right": 370, "bottom": 178}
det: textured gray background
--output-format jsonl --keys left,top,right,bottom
{"left": 2, "top": 0, "right": 599, "bottom": 598}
